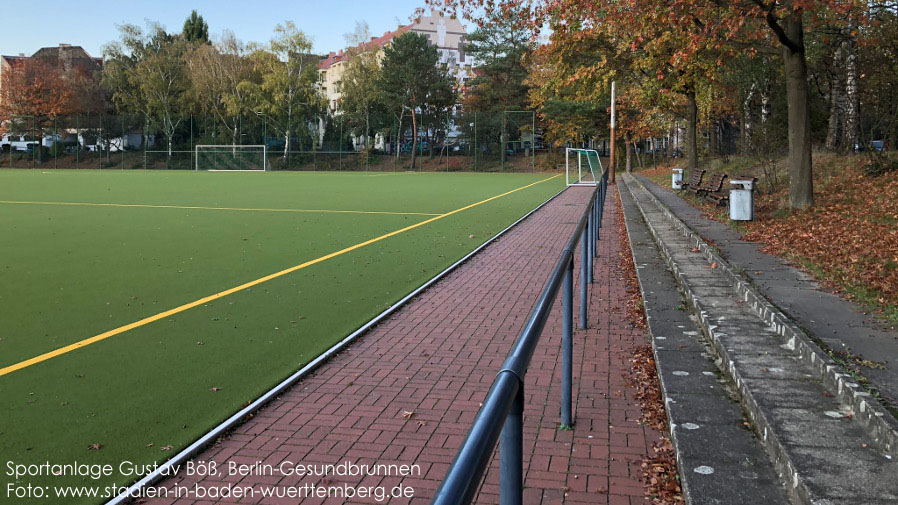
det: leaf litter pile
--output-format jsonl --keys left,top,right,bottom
{"left": 616, "top": 189, "right": 684, "bottom": 504}
{"left": 643, "top": 154, "right": 898, "bottom": 318}
{"left": 616, "top": 192, "right": 648, "bottom": 331}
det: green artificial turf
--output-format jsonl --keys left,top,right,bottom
{"left": 0, "top": 169, "right": 564, "bottom": 504}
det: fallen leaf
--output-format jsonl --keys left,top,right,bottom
{"left": 710, "top": 262, "right": 718, "bottom": 269}
{"left": 161, "top": 445, "right": 173, "bottom": 451}
{"left": 210, "top": 387, "right": 221, "bottom": 392}
{"left": 402, "top": 410, "right": 415, "bottom": 419}
{"left": 88, "top": 443, "right": 102, "bottom": 451}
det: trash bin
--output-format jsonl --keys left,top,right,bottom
{"left": 729, "top": 177, "right": 757, "bottom": 221}
{"left": 672, "top": 168, "right": 684, "bottom": 189}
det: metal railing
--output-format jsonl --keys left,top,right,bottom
{"left": 431, "top": 167, "right": 609, "bottom": 505}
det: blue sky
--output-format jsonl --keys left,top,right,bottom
{"left": 0, "top": 0, "right": 447, "bottom": 58}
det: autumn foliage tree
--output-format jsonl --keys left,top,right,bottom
{"left": 0, "top": 59, "right": 76, "bottom": 126}
{"left": 431, "top": 0, "right": 865, "bottom": 209}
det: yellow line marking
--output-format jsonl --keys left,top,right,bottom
{"left": 0, "top": 174, "right": 561, "bottom": 377}
{"left": 0, "top": 200, "right": 439, "bottom": 217}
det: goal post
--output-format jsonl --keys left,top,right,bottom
{"left": 565, "top": 148, "right": 603, "bottom": 186}
{"left": 195, "top": 145, "right": 268, "bottom": 171}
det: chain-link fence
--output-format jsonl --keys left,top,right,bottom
{"left": 0, "top": 110, "right": 542, "bottom": 172}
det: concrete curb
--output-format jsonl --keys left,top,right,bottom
{"left": 622, "top": 174, "right": 898, "bottom": 504}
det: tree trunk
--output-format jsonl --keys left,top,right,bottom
{"left": 634, "top": 141, "right": 645, "bottom": 170}
{"left": 826, "top": 41, "right": 845, "bottom": 152}
{"left": 842, "top": 31, "right": 860, "bottom": 153}
{"left": 396, "top": 110, "right": 404, "bottom": 160}
{"left": 625, "top": 136, "right": 633, "bottom": 172}
{"left": 686, "top": 90, "right": 698, "bottom": 171}
{"left": 743, "top": 82, "right": 755, "bottom": 153}
{"left": 710, "top": 120, "right": 719, "bottom": 157}
{"left": 761, "top": 79, "right": 772, "bottom": 123}
{"left": 782, "top": 12, "right": 814, "bottom": 209}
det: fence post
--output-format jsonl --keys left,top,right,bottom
{"left": 500, "top": 383, "right": 524, "bottom": 505}
{"left": 339, "top": 115, "right": 343, "bottom": 171}
{"left": 474, "top": 111, "right": 477, "bottom": 172}
{"left": 563, "top": 255, "right": 574, "bottom": 425}
{"left": 98, "top": 115, "right": 102, "bottom": 170}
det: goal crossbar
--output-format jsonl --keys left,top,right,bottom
{"left": 195, "top": 145, "right": 268, "bottom": 171}
{"left": 565, "top": 148, "right": 602, "bottom": 186}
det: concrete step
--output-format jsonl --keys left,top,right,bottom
{"left": 620, "top": 174, "right": 898, "bottom": 505}
{"left": 619, "top": 182, "right": 791, "bottom": 505}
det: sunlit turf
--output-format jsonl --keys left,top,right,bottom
{"left": 0, "top": 169, "right": 563, "bottom": 504}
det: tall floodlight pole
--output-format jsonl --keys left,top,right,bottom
{"left": 610, "top": 81, "right": 616, "bottom": 183}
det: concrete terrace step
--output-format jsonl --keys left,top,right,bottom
{"left": 619, "top": 181, "right": 791, "bottom": 505}
{"left": 620, "top": 174, "right": 898, "bottom": 505}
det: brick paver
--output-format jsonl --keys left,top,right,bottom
{"left": 144, "top": 185, "right": 656, "bottom": 505}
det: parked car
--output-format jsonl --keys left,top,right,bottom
{"left": 855, "top": 140, "right": 888, "bottom": 152}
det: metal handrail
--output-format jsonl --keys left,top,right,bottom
{"left": 432, "top": 168, "right": 609, "bottom": 505}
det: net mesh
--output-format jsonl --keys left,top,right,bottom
{"left": 195, "top": 146, "right": 267, "bottom": 171}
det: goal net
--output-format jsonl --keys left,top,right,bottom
{"left": 195, "top": 145, "right": 268, "bottom": 171}
{"left": 565, "top": 148, "right": 602, "bottom": 186}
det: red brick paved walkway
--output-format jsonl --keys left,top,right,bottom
{"left": 145, "top": 185, "right": 657, "bottom": 505}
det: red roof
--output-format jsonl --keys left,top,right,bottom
{"left": 318, "top": 24, "right": 413, "bottom": 70}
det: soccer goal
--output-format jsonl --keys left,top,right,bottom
{"left": 565, "top": 148, "right": 603, "bottom": 186}
{"left": 195, "top": 145, "right": 268, "bottom": 171}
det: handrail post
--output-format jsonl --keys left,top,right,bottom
{"left": 500, "top": 383, "right": 524, "bottom": 505}
{"left": 563, "top": 257, "right": 574, "bottom": 426}
{"left": 591, "top": 195, "right": 597, "bottom": 262}
{"left": 580, "top": 230, "right": 588, "bottom": 329}
{"left": 597, "top": 181, "right": 605, "bottom": 241}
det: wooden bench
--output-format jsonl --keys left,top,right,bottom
{"left": 700, "top": 173, "right": 729, "bottom": 206}
{"left": 680, "top": 169, "right": 705, "bottom": 192}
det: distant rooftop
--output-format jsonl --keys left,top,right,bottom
{"left": 318, "top": 24, "right": 412, "bottom": 70}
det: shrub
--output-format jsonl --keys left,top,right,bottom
{"left": 863, "top": 157, "right": 898, "bottom": 177}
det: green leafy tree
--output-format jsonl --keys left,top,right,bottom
{"left": 243, "top": 22, "right": 323, "bottom": 157}
{"left": 460, "top": 15, "right": 533, "bottom": 159}
{"left": 103, "top": 23, "right": 191, "bottom": 159}
{"left": 463, "top": 15, "right": 532, "bottom": 112}
{"left": 187, "top": 30, "right": 258, "bottom": 147}
{"left": 338, "top": 47, "right": 389, "bottom": 151}
{"left": 182, "top": 10, "right": 209, "bottom": 44}
{"left": 379, "top": 31, "right": 456, "bottom": 168}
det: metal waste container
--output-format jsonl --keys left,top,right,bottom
{"left": 672, "top": 168, "right": 684, "bottom": 189}
{"left": 729, "top": 177, "right": 757, "bottom": 221}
